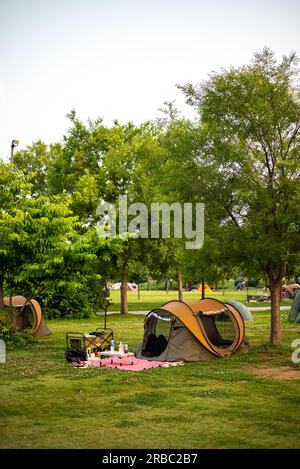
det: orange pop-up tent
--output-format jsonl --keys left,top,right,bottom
{"left": 195, "top": 283, "right": 212, "bottom": 293}
{"left": 136, "top": 298, "right": 247, "bottom": 361}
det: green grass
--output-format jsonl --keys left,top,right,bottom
{"left": 1, "top": 308, "right": 300, "bottom": 449}
{"left": 108, "top": 288, "right": 292, "bottom": 312}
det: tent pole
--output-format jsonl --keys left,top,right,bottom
{"left": 104, "top": 307, "right": 107, "bottom": 330}
{"left": 201, "top": 274, "right": 205, "bottom": 299}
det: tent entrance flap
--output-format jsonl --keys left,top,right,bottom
{"left": 142, "top": 309, "right": 173, "bottom": 357}
{"left": 3, "top": 295, "right": 50, "bottom": 337}
{"left": 16, "top": 305, "right": 36, "bottom": 332}
{"left": 198, "top": 311, "right": 236, "bottom": 349}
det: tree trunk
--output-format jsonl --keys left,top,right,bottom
{"left": 265, "top": 259, "right": 286, "bottom": 346}
{"left": 9, "top": 282, "right": 13, "bottom": 310}
{"left": 147, "top": 277, "right": 151, "bottom": 291}
{"left": 222, "top": 273, "right": 225, "bottom": 296}
{"left": 0, "top": 273, "right": 4, "bottom": 308}
{"left": 165, "top": 277, "right": 169, "bottom": 295}
{"left": 269, "top": 279, "right": 282, "bottom": 346}
{"left": 201, "top": 273, "right": 205, "bottom": 299}
{"left": 120, "top": 270, "right": 128, "bottom": 314}
{"left": 178, "top": 271, "right": 183, "bottom": 302}
{"left": 264, "top": 276, "right": 268, "bottom": 289}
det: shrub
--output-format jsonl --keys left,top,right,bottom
{"left": 234, "top": 278, "right": 260, "bottom": 287}
{"left": 41, "top": 277, "right": 110, "bottom": 319}
{"left": 0, "top": 309, "right": 34, "bottom": 348}
{"left": 247, "top": 278, "right": 260, "bottom": 287}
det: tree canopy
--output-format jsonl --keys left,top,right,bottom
{"left": 178, "top": 48, "right": 300, "bottom": 344}
{"left": 1, "top": 48, "right": 299, "bottom": 345}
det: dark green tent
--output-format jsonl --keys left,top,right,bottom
{"left": 289, "top": 290, "right": 300, "bottom": 323}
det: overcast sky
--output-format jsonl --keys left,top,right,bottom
{"left": 1, "top": 0, "right": 300, "bottom": 160}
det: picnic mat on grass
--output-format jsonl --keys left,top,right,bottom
{"left": 72, "top": 356, "right": 183, "bottom": 371}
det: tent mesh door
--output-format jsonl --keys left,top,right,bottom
{"left": 13, "top": 305, "right": 36, "bottom": 333}
{"left": 142, "top": 311, "right": 172, "bottom": 357}
{"left": 22, "top": 306, "right": 35, "bottom": 330}
{"left": 212, "top": 312, "right": 236, "bottom": 346}
{"left": 199, "top": 312, "right": 236, "bottom": 347}
{"left": 155, "top": 318, "right": 172, "bottom": 340}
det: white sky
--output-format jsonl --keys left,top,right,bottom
{"left": 1, "top": 0, "right": 300, "bottom": 160}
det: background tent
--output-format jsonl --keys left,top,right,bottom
{"left": 136, "top": 298, "right": 247, "bottom": 362}
{"left": 3, "top": 296, "right": 50, "bottom": 337}
{"left": 195, "top": 283, "right": 212, "bottom": 293}
{"left": 110, "top": 282, "right": 138, "bottom": 291}
{"left": 225, "top": 300, "right": 253, "bottom": 322}
{"left": 282, "top": 284, "right": 300, "bottom": 299}
{"left": 289, "top": 290, "right": 300, "bottom": 323}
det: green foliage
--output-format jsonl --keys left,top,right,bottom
{"left": 247, "top": 278, "right": 260, "bottom": 288}
{"left": 2, "top": 50, "right": 299, "bottom": 326}
{"left": 179, "top": 48, "right": 300, "bottom": 278}
{"left": 0, "top": 163, "right": 109, "bottom": 318}
{"left": 41, "top": 275, "right": 107, "bottom": 319}
{"left": 13, "top": 140, "right": 50, "bottom": 195}
{"left": 178, "top": 48, "right": 300, "bottom": 344}
{"left": 0, "top": 309, "right": 33, "bottom": 347}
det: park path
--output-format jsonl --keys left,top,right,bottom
{"left": 98, "top": 305, "right": 291, "bottom": 316}
{"left": 248, "top": 306, "right": 290, "bottom": 311}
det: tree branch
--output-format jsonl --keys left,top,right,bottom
{"left": 275, "top": 258, "right": 287, "bottom": 283}
{"left": 284, "top": 112, "right": 300, "bottom": 159}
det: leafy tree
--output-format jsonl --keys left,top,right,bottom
{"left": 179, "top": 48, "right": 300, "bottom": 345}
{"left": 0, "top": 162, "right": 109, "bottom": 318}
{"left": 44, "top": 113, "right": 174, "bottom": 313}
{"left": 13, "top": 140, "right": 50, "bottom": 195}
{"left": 139, "top": 104, "right": 230, "bottom": 297}
{"left": 40, "top": 228, "right": 110, "bottom": 318}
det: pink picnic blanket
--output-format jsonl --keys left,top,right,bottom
{"left": 84, "top": 356, "right": 183, "bottom": 372}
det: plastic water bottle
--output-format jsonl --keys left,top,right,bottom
{"left": 110, "top": 340, "right": 114, "bottom": 352}
{"left": 124, "top": 343, "right": 128, "bottom": 354}
{"left": 118, "top": 341, "right": 124, "bottom": 354}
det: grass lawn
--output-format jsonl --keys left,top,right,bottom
{"left": 1, "top": 306, "right": 300, "bottom": 449}
{"left": 108, "top": 288, "right": 292, "bottom": 312}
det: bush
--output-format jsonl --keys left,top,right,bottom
{"left": 41, "top": 277, "right": 110, "bottom": 319}
{"left": 0, "top": 309, "right": 33, "bottom": 348}
{"left": 139, "top": 280, "right": 179, "bottom": 291}
{"left": 247, "top": 278, "right": 260, "bottom": 287}
{"left": 234, "top": 278, "right": 260, "bottom": 287}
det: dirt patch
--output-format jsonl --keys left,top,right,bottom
{"left": 246, "top": 366, "right": 300, "bottom": 380}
